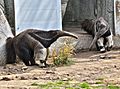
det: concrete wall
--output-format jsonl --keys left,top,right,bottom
{"left": 63, "top": 0, "right": 114, "bottom": 34}
{"left": 3, "top": 0, "right": 15, "bottom": 35}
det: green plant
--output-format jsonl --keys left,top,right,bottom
{"left": 95, "top": 81, "right": 104, "bottom": 84}
{"left": 96, "top": 77, "right": 104, "bottom": 81}
{"left": 31, "top": 81, "right": 93, "bottom": 89}
{"left": 32, "top": 82, "right": 49, "bottom": 88}
{"left": 32, "top": 81, "right": 120, "bottom": 89}
{"left": 108, "top": 85, "right": 120, "bottom": 89}
{"left": 79, "top": 82, "right": 92, "bottom": 89}
{"left": 51, "top": 39, "right": 75, "bottom": 66}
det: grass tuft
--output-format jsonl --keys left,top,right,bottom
{"left": 51, "top": 38, "right": 75, "bottom": 66}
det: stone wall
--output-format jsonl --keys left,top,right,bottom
{"left": 4, "top": 0, "right": 15, "bottom": 35}
{"left": 63, "top": 0, "right": 114, "bottom": 34}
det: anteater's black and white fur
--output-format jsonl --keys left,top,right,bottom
{"left": 81, "top": 17, "right": 113, "bottom": 52}
{"left": 6, "top": 29, "right": 78, "bottom": 67}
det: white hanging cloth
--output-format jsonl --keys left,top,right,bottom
{"left": 14, "top": 0, "right": 62, "bottom": 34}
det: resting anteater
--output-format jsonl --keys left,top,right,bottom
{"left": 81, "top": 17, "right": 113, "bottom": 52}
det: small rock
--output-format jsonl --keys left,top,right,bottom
{"left": 20, "top": 76, "right": 27, "bottom": 80}
{"left": 62, "top": 78, "right": 69, "bottom": 81}
{"left": 46, "top": 70, "right": 55, "bottom": 74}
{"left": 15, "top": 76, "right": 18, "bottom": 78}
{"left": 0, "top": 77, "right": 12, "bottom": 81}
{"left": 32, "top": 77, "right": 38, "bottom": 80}
{"left": 22, "top": 67, "right": 28, "bottom": 70}
{"left": 52, "top": 76, "right": 60, "bottom": 80}
{"left": 3, "top": 66, "right": 6, "bottom": 69}
{"left": 99, "top": 55, "right": 106, "bottom": 59}
{"left": 114, "top": 65, "right": 117, "bottom": 68}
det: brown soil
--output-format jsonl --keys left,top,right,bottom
{"left": 0, "top": 50, "right": 120, "bottom": 89}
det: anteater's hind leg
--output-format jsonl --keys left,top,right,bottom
{"left": 105, "top": 35, "right": 113, "bottom": 51}
{"left": 15, "top": 46, "right": 37, "bottom": 66}
{"left": 97, "top": 37, "right": 106, "bottom": 53}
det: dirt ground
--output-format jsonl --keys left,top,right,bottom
{"left": 0, "top": 50, "right": 120, "bottom": 89}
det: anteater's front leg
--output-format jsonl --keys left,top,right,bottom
{"left": 34, "top": 44, "right": 47, "bottom": 67}
{"left": 42, "top": 48, "right": 49, "bottom": 67}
